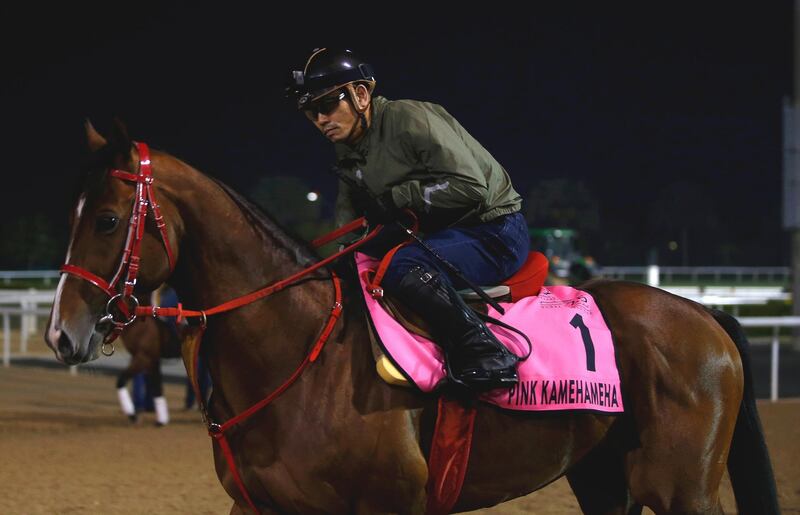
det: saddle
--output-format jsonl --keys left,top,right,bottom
{"left": 361, "top": 251, "right": 549, "bottom": 514}
{"left": 369, "top": 251, "right": 550, "bottom": 387}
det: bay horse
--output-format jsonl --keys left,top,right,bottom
{"left": 45, "top": 120, "right": 779, "bottom": 514}
{"left": 115, "top": 304, "right": 181, "bottom": 425}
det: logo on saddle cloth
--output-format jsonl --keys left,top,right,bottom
{"left": 355, "top": 252, "right": 624, "bottom": 413}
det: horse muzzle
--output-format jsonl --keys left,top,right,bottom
{"left": 46, "top": 321, "right": 106, "bottom": 365}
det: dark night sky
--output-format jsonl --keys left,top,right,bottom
{"left": 0, "top": 3, "right": 793, "bottom": 267}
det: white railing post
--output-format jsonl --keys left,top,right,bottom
{"left": 737, "top": 316, "right": 800, "bottom": 403}
{"left": 19, "top": 299, "right": 27, "bottom": 351}
{"left": 20, "top": 300, "right": 29, "bottom": 353}
{"left": 26, "top": 299, "right": 36, "bottom": 353}
{"left": 771, "top": 326, "right": 780, "bottom": 402}
{"left": 3, "top": 311, "right": 9, "bottom": 367}
{"left": 21, "top": 288, "right": 36, "bottom": 353}
{"left": 0, "top": 306, "right": 52, "bottom": 366}
{"left": 647, "top": 265, "right": 660, "bottom": 287}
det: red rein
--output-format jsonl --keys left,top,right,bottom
{"left": 59, "top": 142, "right": 386, "bottom": 513}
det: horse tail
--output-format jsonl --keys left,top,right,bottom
{"left": 709, "top": 308, "right": 780, "bottom": 515}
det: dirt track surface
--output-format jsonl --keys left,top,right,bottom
{"left": 0, "top": 365, "right": 797, "bottom": 514}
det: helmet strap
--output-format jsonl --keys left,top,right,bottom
{"left": 343, "top": 83, "right": 371, "bottom": 142}
{"left": 345, "top": 83, "right": 370, "bottom": 114}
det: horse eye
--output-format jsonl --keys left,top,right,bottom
{"left": 95, "top": 215, "right": 120, "bottom": 234}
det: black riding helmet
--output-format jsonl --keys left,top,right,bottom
{"left": 286, "top": 48, "right": 376, "bottom": 110}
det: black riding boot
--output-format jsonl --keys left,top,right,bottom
{"left": 390, "top": 265, "right": 520, "bottom": 392}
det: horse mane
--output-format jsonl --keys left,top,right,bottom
{"left": 156, "top": 147, "right": 361, "bottom": 294}
{"left": 211, "top": 179, "right": 321, "bottom": 267}
{"left": 211, "top": 178, "right": 365, "bottom": 307}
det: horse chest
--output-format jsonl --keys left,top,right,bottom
{"left": 215, "top": 406, "right": 428, "bottom": 513}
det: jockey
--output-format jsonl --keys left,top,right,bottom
{"left": 286, "top": 48, "right": 530, "bottom": 392}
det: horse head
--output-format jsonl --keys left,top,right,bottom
{"left": 45, "top": 120, "right": 183, "bottom": 364}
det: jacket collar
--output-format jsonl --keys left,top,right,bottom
{"left": 335, "top": 96, "right": 389, "bottom": 164}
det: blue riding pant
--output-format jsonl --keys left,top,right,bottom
{"left": 360, "top": 212, "right": 530, "bottom": 292}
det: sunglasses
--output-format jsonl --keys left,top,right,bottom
{"left": 303, "top": 91, "right": 346, "bottom": 120}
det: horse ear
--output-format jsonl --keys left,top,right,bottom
{"left": 85, "top": 118, "right": 107, "bottom": 152}
{"left": 109, "top": 116, "right": 132, "bottom": 154}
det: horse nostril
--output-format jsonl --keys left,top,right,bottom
{"left": 58, "top": 332, "right": 74, "bottom": 357}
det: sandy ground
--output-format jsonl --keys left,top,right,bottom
{"left": 0, "top": 363, "right": 798, "bottom": 515}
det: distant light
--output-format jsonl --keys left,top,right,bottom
{"left": 668, "top": 241, "right": 678, "bottom": 251}
{"left": 306, "top": 192, "right": 319, "bottom": 202}
{"left": 553, "top": 229, "right": 563, "bottom": 237}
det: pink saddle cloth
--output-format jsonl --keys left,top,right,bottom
{"left": 356, "top": 252, "right": 624, "bottom": 413}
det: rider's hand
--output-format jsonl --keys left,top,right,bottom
{"left": 364, "top": 191, "right": 401, "bottom": 227}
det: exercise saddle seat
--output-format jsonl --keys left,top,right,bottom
{"left": 457, "top": 251, "right": 549, "bottom": 302}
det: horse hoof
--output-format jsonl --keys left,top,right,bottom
{"left": 127, "top": 414, "right": 138, "bottom": 424}
{"left": 155, "top": 421, "right": 167, "bottom": 428}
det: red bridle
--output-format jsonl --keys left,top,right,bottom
{"left": 58, "top": 139, "right": 400, "bottom": 513}
{"left": 60, "top": 141, "right": 176, "bottom": 348}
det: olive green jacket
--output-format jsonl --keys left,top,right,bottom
{"left": 333, "top": 96, "right": 522, "bottom": 230}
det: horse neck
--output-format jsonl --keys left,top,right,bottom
{"left": 160, "top": 157, "right": 348, "bottom": 410}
